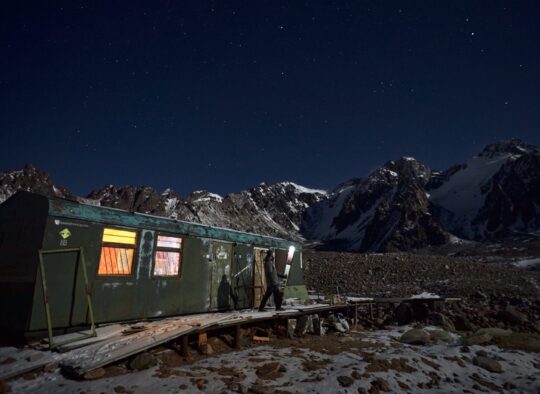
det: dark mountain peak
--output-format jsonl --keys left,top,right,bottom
{"left": 479, "top": 138, "right": 538, "bottom": 158}
{"left": 369, "top": 157, "right": 431, "bottom": 186}
{"left": 0, "top": 164, "right": 72, "bottom": 203}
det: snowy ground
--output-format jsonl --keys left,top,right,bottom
{"left": 6, "top": 326, "right": 540, "bottom": 393}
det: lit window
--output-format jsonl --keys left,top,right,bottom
{"left": 153, "top": 235, "right": 182, "bottom": 276}
{"left": 97, "top": 228, "right": 137, "bottom": 275}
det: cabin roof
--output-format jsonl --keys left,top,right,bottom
{"left": 6, "top": 191, "right": 302, "bottom": 250}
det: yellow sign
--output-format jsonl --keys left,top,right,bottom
{"left": 59, "top": 228, "right": 71, "bottom": 239}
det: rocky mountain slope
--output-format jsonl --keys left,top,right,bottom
{"left": 1, "top": 139, "right": 538, "bottom": 252}
{"left": 428, "top": 139, "right": 540, "bottom": 240}
{"left": 303, "top": 157, "right": 449, "bottom": 252}
{"left": 86, "top": 181, "right": 328, "bottom": 241}
{"left": 0, "top": 164, "right": 73, "bottom": 203}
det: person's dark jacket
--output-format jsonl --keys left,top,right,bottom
{"left": 264, "top": 255, "right": 280, "bottom": 287}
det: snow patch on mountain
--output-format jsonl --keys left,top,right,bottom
{"left": 429, "top": 153, "right": 510, "bottom": 235}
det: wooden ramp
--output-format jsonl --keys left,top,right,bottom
{"left": 60, "top": 312, "right": 239, "bottom": 377}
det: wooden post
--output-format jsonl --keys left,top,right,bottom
{"left": 181, "top": 335, "right": 189, "bottom": 357}
{"left": 354, "top": 302, "right": 358, "bottom": 328}
{"left": 369, "top": 303, "right": 374, "bottom": 320}
{"left": 234, "top": 324, "right": 241, "bottom": 349}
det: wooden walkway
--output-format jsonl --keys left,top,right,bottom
{"left": 1, "top": 297, "right": 455, "bottom": 380}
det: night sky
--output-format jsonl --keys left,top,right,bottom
{"left": 1, "top": 1, "right": 539, "bottom": 196}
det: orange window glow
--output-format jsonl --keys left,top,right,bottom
{"left": 97, "top": 228, "right": 137, "bottom": 276}
{"left": 98, "top": 247, "right": 134, "bottom": 275}
{"left": 153, "top": 235, "right": 182, "bottom": 277}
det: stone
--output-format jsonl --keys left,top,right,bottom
{"left": 503, "top": 382, "right": 516, "bottom": 390}
{"left": 369, "top": 377, "right": 390, "bottom": 393}
{"left": 497, "top": 307, "right": 527, "bottom": 325}
{"left": 83, "top": 368, "right": 106, "bottom": 380}
{"left": 255, "top": 362, "right": 286, "bottom": 380}
{"left": 429, "top": 329, "right": 454, "bottom": 344}
{"left": 199, "top": 343, "right": 214, "bottom": 355}
{"left": 236, "top": 384, "right": 248, "bottom": 393}
{"left": 129, "top": 352, "right": 157, "bottom": 370}
{"left": 400, "top": 329, "right": 430, "bottom": 345}
{"left": 287, "top": 319, "right": 297, "bottom": 339}
{"left": 430, "top": 313, "right": 455, "bottom": 331}
{"left": 475, "top": 328, "right": 512, "bottom": 338}
{"left": 463, "top": 333, "right": 493, "bottom": 346}
{"left": 394, "top": 303, "right": 413, "bottom": 325}
{"left": 43, "top": 362, "right": 58, "bottom": 372}
{"left": 295, "top": 316, "right": 310, "bottom": 336}
{"left": 337, "top": 376, "right": 354, "bottom": 387}
{"left": 473, "top": 356, "right": 503, "bottom": 373}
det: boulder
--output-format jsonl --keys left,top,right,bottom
{"left": 400, "top": 329, "right": 430, "bottom": 345}
{"left": 473, "top": 356, "right": 503, "bottom": 373}
{"left": 129, "top": 352, "right": 157, "bottom": 370}
{"left": 463, "top": 333, "right": 493, "bottom": 346}
{"left": 337, "top": 375, "right": 354, "bottom": 387}
{"left": 429, "top": 329, "right": 454, "bottom": 344}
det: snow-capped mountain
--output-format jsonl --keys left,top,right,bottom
{"left": 87, "top": 181, "right": 328, "bottom": 240}
{"left": 428, "top": 139, "right": 540, "bottom": 240}
{"left": 1, "top": 139, "right": 538, "bottom": 252}
{"left": 303, "top": 158, "right": 449, "bottom": 252}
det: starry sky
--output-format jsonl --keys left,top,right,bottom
{"left": 1, "top": 1, "right": 539, "bottom": 196}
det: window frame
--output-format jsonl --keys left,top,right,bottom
{"left": 152, "top": 233, "right": 184, "bottom": 279}
{"left": 96, "top": 227, "right": 139, "bottom": 277}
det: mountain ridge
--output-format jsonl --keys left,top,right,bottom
{"left": 1, "top": 139, "right": 539, "bottom": 252}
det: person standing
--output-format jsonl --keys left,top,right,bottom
{"left": 258, "top": 249, "right": 285, "bottom": 311}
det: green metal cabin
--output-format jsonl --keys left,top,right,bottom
{"left": 0, "top": 191, "right": 307, "bottom": 338}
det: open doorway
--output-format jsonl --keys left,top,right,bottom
{"left": 252, "top": 248, "right": 268, "bottom": 308}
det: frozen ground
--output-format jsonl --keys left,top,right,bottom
{"left": 6, "top": 326, "right": 540, "bottom": 393}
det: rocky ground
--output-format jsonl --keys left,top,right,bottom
{"left": 5, "top": 323, "right": 540, "bottom": 393}
{"left": 303, "top": 250, "right": 540, "bottom": 299}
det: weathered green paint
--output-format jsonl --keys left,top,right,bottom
{"left": 48, "top": 198, "right": 301, "bottom": 251}
{"left": 209, "top": 241, "right": 232, "bottom": 311}
{"left": 231, "top": 243, "right": 253, "bottom": 309}
{"left": 0, "top": 191, "right": 308, "bottom": 336}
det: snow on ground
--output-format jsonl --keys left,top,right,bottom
{"left": 513, "top": 258, "right": 540, "bottom": 270}
{"left": 410, "top": 292, "right": 441, "bottom": 299}
{"left": 6, "top": 326, "right": 540, "bottom": 393}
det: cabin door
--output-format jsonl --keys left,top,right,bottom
{"left": 209, "top": 242, "right": 233, "bottom": 311}
{"left": 39, "top": 250, "right": 88, "bottom": 328}
{"left": 231, "top": 244, "right": 254, "bottom": 309}
{"left": 252, "top": 248, "right": 268, "bottom": 308}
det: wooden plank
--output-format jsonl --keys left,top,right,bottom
{"left": 53, "top": 324, "right": 126, "bottom": 352}
{"left": 60, "top": 312, "right": 238, "bottom": 377}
